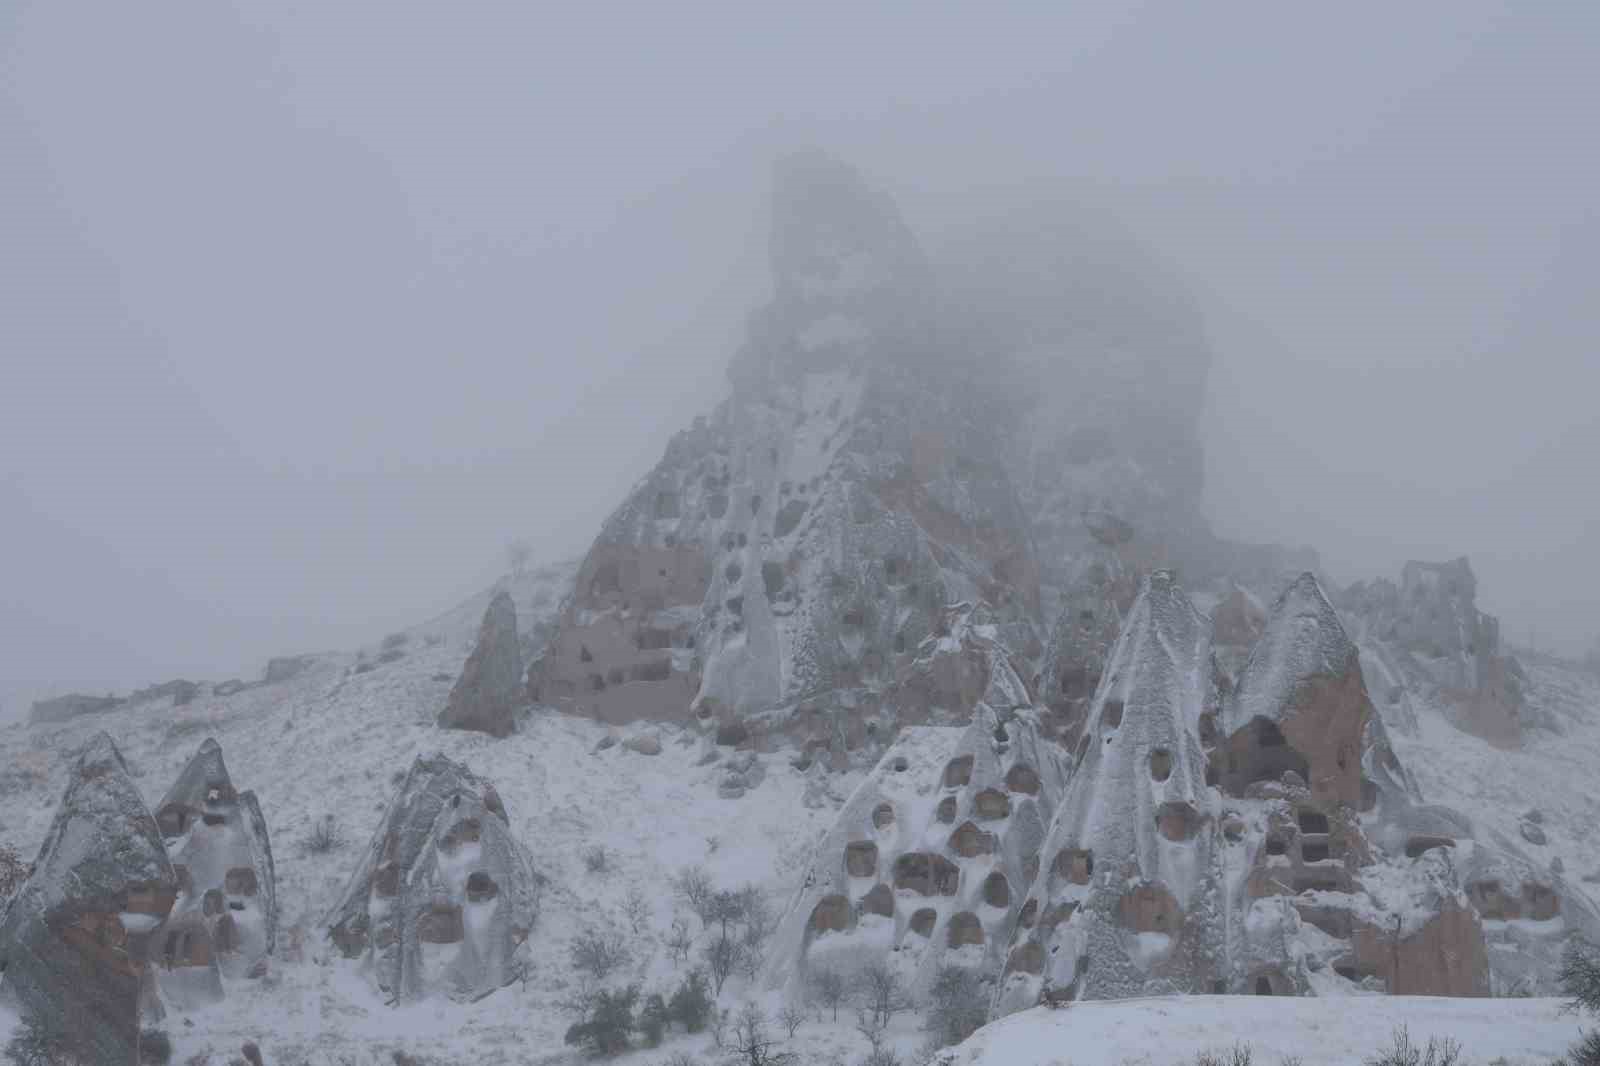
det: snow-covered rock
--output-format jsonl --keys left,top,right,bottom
{"left": 438, "top": 589, "right": 522, "bottom": 738}
{"left": 325, "top": 754, "right": 540, "bottom": 1003}
{"left": 153, "top": 738, "right": 276, "bottom": 994}
{"left": 0, "top": 733, "right": 178, "bottom": 1066}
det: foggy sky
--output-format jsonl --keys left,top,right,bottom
{"left": 4, "top": 2, "right": 1597, "bottom": 715}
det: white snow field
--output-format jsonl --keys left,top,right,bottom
{"left": 942, "top": 995, "right": 1586, "bottom": 1066}
{"left": 0, "top": 561, "right": 1596, "bottom": 1064}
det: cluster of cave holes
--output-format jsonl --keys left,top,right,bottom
{"left": 894, "top": 853, "right": 960, "bottom": 896}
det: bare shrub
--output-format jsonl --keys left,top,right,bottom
{"left": 623, "top": 884, "right": 651, "bottom": 934}
{"left": 924, "top": 965, "right": 987, "bottom": 1048}
{"left": 582, "top": 845, "right": 610, "bottom": 875}
{"left": 1569, "top": 1030, "right": 1600, "bottom": 1066}
{"left": 1565, "top": 939, "right": 1600, "bottom": 1015}
{"left": 569, "top": 928, "right": 630, "bottom": 982}
{"left": 666, "top": 916, "right": 695, "bottom": 967}
{"left": 779, "top": 1002, "right": 807, "bottom": 1038}
{"left": 302, "top": 816, "right": 345, "bottom": 855}
{"left": 704, "top": 932, "right": 744, "bottom": 997}
{"left": 675, "top": 865, "right": 715, "bottom": 928}
{"left": 725, "top": 1001, "right": 797, "bottom": 1066}
{"left": 1364, "top": 1027, "right": 1462, "bottom": 1066}
{"left": 1194, "top": 1045, "right": 1253, "bottom": 1066}
{"left": 855, "top": 960, "right": 909, "bottom": 1029}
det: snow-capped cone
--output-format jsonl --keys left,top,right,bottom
{"left": 764, "top": 702, "right": 1066, "bottom": 1004}
{"left": 998, "top": 570, "right": 1220, "bottom": 1009}
{"left": 326, "top": 755, "right": 540, "bottom": 1004}
{"left": 0, "top": 732, "right": 179, "bottom": 1066}
{"left": 1214, "top": 572, "right": 1370, "bottom": 808}
{"left": 153, "top": 738, "right": 276, "bottom": 993}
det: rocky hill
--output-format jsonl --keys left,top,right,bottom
{"left": 2, "top": 154, "right": 1597, "bottom": 1064}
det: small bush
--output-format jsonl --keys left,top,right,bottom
{"left": 0, "top": 843, "right": 29, "bottom": 904}
{"left": 638, "top": 993, "right": 669, "bottom": 1047}
{"left": 565, "top": 984, "right": 639, "bottom": 1057}
{"left": 5, "top": 1009, "right": 84, "bottom": 1066}
{"left": 1569, "top": 1030, "right": 1600, "bottom": 1066}
{"left": 582, "top": 845, "right": 610, "bottom": 875}
{"left": 1364, "top": 1026, "right": 1462, "bottom": 1066}
{"left": 303, "top": 816, "right": 346, "bottom": 855}
{"left": 139, "top": 1029, "right": 173, "bottom": 1065}
{"left": 1564, "top": 939, "right": 1600, "bottom": 1015}
{"left": 669, "top": 969, "right": 714, "bottom": 1032}
{"left": 1194, "top": 1045, "right": 1253, "bottom": 1066}
{"left": 569, "top": 927, "right": 630, "bottom": 981}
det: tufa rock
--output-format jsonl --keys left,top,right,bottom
{"left": 623, "top": 734, "right": 662, "bottom": 756}
{"left": 0, "top": 733, "right": 179, "bottom": 1066}
{"left": 28, "top": 692, "right": 124, "bottom": 725}
{"left": 1520, "top": 821, "right": 1548, "bottom": 846}
{"left": 325, "top": 755, "right": 540, "bottom": 1003}
{"left": 439, "top": 590, "right": 523, "bottom": 738}
{"left": 153, "top": 739, "right": 277, "bottom": 993}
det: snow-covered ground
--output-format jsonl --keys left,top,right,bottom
{"left": 1, "top": 564, "right": 1597, "bottom": 1064}
{"left": 943, "top": 995, "right": 1587, "bottom": 1065}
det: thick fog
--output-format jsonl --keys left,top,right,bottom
{"left": 4, "top": 2, "right": 1596, "bottom": 716}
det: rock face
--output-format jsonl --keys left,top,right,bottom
{"left": 763, "top": 699, "right": 1067, "bottom": 1001}
{"left": 1341, "top": 558, "right": 1526, "bottom": 745}
{"left": 0, "top": 733, "right": 178, "bottom": 1065}
{"left": 326, "top": 755, "right": 540, "bottom": 1003}
{"left": 439, "top": 590, "right": 523, "bottom": 738}
{"left": 153, "top": 739, "right": 276, "bottom": 994}
{"left": 532, "top": 151, "right": 1045, "bottom": 748}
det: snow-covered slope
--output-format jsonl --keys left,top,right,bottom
{"left": 941, "top": 995, "right": 1585, "bottom": 1066}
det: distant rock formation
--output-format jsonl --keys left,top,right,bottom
{"left": 0, "top": 733, "right": 178, "bottom": 1065}
{"left": 28, "top": 691, "right": 124, "bottom": 725}
{"left": 326, "top": 755, "right": 540, "bottom": 1003}
{"left": 153, "top": 739, "right": 276, "bottom": 994}
{"left": 1342, "top": 558, "right": 1527, "bottom": 745}
{"left": 439, "top": 589, "right": 523, "bottom": 737}
{"left": 262, "top": 653, "right": 320, "bottom": 685}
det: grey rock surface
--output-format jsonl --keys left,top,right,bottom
{"left": 439, "top": 590, "right": 523, "bottom": 738}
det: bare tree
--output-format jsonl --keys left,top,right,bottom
{"left": 622, "top": 884, "right": 651, "bottom": 935}
{"left": 506, "top": 538, "right": 533, "bottom": 577}
{"left": 855, "top": 961, "right": 908, "bottom": 1029}
{"left": 675, "top": 864, "right": 716, "bottom": 929}
{"left": 569, "top": 927, "right": 630, "bottom": 982}
{"left": 725, "top": 1001, "right": 797, "bottom": 1066}
{"left": 703, "top": 932, "right": 744, "bottom": 997}
{"left": 811, "top": 966, "right": 847, "bottom": 1021}
{"left": 855, "top": 1007, "right": 901, "bottom": 1066}
{"left": 666, "top": 916, "right": 695, "bottom": 968}
{"left": 708, "top": 889, "right": 744, "bottom": 939}
{"left": 778, "top": 1001, "right": 808, "bottom": 1039}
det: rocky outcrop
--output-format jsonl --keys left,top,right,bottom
{"left": 153, "top": 739, "right": 276, "bottom": 993}
{"left": 326, "top": 755, "right": 540, "bottom": 1003}
{"left": 532, "top": 152, "right": 1043, "bottom": 751}
{"left": 0, "top": 733, "right": 178, "bottom": 1065}
{"left": 262, "top": 653, "right": 320, "bottom": 685}
{"left": 28, "top": 692, "right": 124, "bottom": 725}
{"left": 764, "top": 702, "right": 1066, "bottom": 1002}
{"left": 439, "top": 590, "right": 523, "bottom": 738}
{"left": 1341, "top": 558, "right": 1527, "bottom": 745}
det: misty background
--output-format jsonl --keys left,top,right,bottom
{"left": 4, "top": 2, "right": 1596, "bottom": 718}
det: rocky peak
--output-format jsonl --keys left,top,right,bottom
{"left": 439, "top": 589, "right": 523, "bottom": 738}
